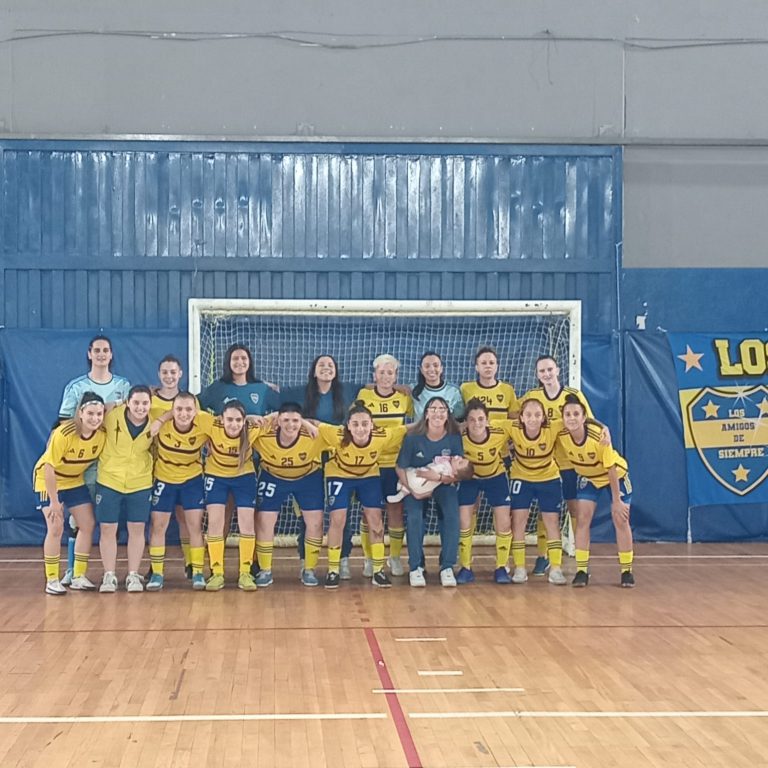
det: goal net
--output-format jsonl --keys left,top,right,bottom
{"left": 189, "top": 299, "right": 580, "bottom": 553}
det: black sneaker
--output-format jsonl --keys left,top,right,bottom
{"left": 572, "top": 571, "right": 589, "bottom": 588}
{"left": 250, "top": 562, "right": 261, "bottom": 579}
{"left": 145, "top": 568, "right": 153, "bottom": 582}
{"left": 620, "top": 571, "right": 635, "bottom": 588}
{"left": 325, "top": 571, "right": 341, "bottom": 589}
{"left": 372, "top": 571, "right": 392, "bottom": 588}
{"left": 185, "top": 564, "right": 193, "bottom": 580}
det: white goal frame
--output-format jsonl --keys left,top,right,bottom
{"left": 188, "top": 298, "right": 581, "bottom": 394}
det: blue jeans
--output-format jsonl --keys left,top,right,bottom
{"left": 404, "top": 484, "right": 460, "bottom": 573}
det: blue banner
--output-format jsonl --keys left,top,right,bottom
{"left": 669, "top": 333, "right": 768, "bottom": 506}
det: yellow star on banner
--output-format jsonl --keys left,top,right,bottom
{"left": 732, "top": 464, "right": 750, "bottom": 483}
{"left": 758, "top": 398, "right": 768, "bottom": 417}
{"left": 702, "top": 400, "right": 720, "bottom": 418}
{"left": 677, "top": 345, "right": 704, "bottom": 372}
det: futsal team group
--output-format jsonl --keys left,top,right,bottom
{"left": 34, "top": 336, "right": 635, "bottom": 596}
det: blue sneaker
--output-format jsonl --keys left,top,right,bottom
{"left": 192, "top": 573, "right": 206, "bottom": 590}
{"left": 255, "top": 570, "right": 273, "bottom": 587}
{"left": 532, "top": 556, "right": 550, "bottom": 576}
{"left": 455, "top": 567, "right": 475, "bottom": 584}
{"left": 146, "top": 573, "right": 164, "bottom": 591}
{"left": 494, "top": 567, "right": 512, "bottom": 584}
{"left": 301, "top": 569, "right": 319, "bottom": 587}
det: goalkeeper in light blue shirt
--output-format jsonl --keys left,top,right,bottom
{"left": 411, "top": 352, "right": 464, "bottom": 420}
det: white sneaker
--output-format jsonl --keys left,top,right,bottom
{"left": 440, "top": 568, "right": 457, "bottom": 588}
{"left": 388, "top": 556, "right": 404, "bottom": 577}
{"left": 99, "top": 572, "right": 118, "bottom": 593}
{"left": 512, "top": 567, "right": 528, "bottom": 584}
{"left": 45, "top": 579, "right": 67, "bottom": 596}
{"left": 60, "top": 569, "right": 73, "bottom": 587}
{"left": 362, "top": 559, "right": 373, "bottom": 578}
{"left": 125, "top": 572, "right": 144, "bottom": 592}
{"left": 339, "top": 557, "right": 351, "bottom": 580}
{"left": 409, "top": 567, "right": 426, "bottom": 587}
{"left": 70, "top": 574, "right": 96, "bottom": 591}
{"left": 548, "top": 567, "right": 567, "bottom": 585}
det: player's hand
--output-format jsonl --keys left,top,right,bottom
{"left": 149, "top": 419, "right": 164, "bottom": 437}
{"left": 45, "top": 501, "right": 64, "bottom": 524}
{"left": 611, "top": 499, "right": 630, "bottom": 523}
{"left": 303, "top": 420, "right": 319, "bottom": 438}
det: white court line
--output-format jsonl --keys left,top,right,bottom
{"left": 394, "top": 637, "right": 447, "bottom": 642}
{"left": 417, "top": 670, "right": 463, "bottom": 677}
{"left": 373, "top": 687, "right": 524, "bottom": 694}
{"left": 0, "top": 712, "right": 386, "bottom": 725}
{"left": 410, "top": 709, "right": 768, "bottom": 719}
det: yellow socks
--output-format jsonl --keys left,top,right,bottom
{"left": 360, "top": 521, "right": 371, "bottom": 560}
{"left": 256, "top": 540, "right": 273, "bottom": 572}
{"left": 459, "top": 528, "right": 473, "bottom": 569}
{"left": 495, "top": 531, "right": 512, "bottom": 569}
{"left": 207, "top": 536, "right": 225, "bottom": 576}
{"left": 511, "top": 540, "right": 526, "bottom": 569}
{"left": 180, "top": 537, "right": 191, "bottom": 567}
{"left": 328, "top": 546, "right": 341, "bottom": 574}
{"left": 388, "top": 526, "right": 405, "bottom": 559}
{"left": 536, "top": 516, "right": 547, "bottom": 557}
{"left": 73, "top": 552, "right": 89, "bottom": 578}
{"left": 305, "top": 536, "right": 322, "bottom": 571}
{"left": 190, "top": 546, "right": 205, "bottom": 576}
{"left": 44, "top": 555, "right": 60, "bottom": 581}
{"left": 575, "top": 548, "right": 590, "bottom": 572}
{"left": 618, "top": 550, "right": 634, "bottom": 572}
{"left": 547, "top": 539, "right": 563, "bottom": 567}
{"left": 149, "top": 545, "right": 165, "bottom": 575}
{"left": 371, "top": 542, "right": 386, "bottom": 573}
{"left": 239, "top": 533, "right": 255, "bottom": 574}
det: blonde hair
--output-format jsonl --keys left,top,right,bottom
{"left": 373, "top": 353, "right": 399, "bottom": 371}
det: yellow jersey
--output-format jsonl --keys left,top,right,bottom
{"left": 33, "top": 421, "right": 107, "bottom": 492}
{"left": 354, "top": 388, "right": 413, "bottom": 468}
{"left": 318, "top": 423, "right": 408, "bottom": 479}
{"left": 507, "top": 422, "right": 561, "bottom": 483}
{"left": 462, "top": 420, "right": 516, "bottom": 479}
{"left": 154, "top": 411, "right": 216, "bottom": 484}
{"left": 460, "top": 380, "right": 519, "bottom": 421}
{"left": 96, "top": 405, "right": 155, "bottom": 493}
{"left": 250, "top": 424, "right": 324, "bottom": 480}
{"left": 522, "top": 386, "right": 594, "bottom": 471}
{"left": 556, "top": 422, "right": 628, "bottom": 489}
{"left": 205, "top": 419, "right": 256, "bottom": 479}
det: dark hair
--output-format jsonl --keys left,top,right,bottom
{"left": 278, "top": 401, "right": 304, "bottom": 416}
{"left": 127, "top": 385, "right": 152, "bottom": 402}
{"left": 475, "top": 345, "right": 498, "bottom": 363}
{"left": 87, "top": 335, "right": 113, "bottom": 371}
{"left": 221, "top": 344, "right": 257, "bottom": 384}
{"left": 413, "top": 396, "right": 460, "bottom": 436}
{"left": 412, "top": 351, "right": 445, "bottom": 400}
{"left": 221, "top": 400, "right": 251, "bottom": 471}
{"left": 535, "top": 354, "right": 558, "bottom": 369}
{"left": 341, "top": 401, "right": 373, "bottom": 447}
{"left": 518, "top": 397, "right": 549, "bottom": 429}
{"left": 562, "top": 392, "right": 586, "bottom": 415}
{"left": 304, "top": 354, "right": 345, "bottom": 424}
{"left": 158, "top": 354, "right": 183, "bottom": 369}
{"left": 464, "top": 397, "right": 488, "bottom": 418}
{"left": 73, "top": 391, "right": 105, "bottom": 437}
{"left": 173, "top": 390, "right": 197, "bottom": 405}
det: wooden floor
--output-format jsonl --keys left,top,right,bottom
{"left": 0, "top": 543, "right": 766, "bottom": 768}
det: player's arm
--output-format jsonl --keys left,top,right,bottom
{"left": 42, "top": 463, "right": 64, "bottom": 521}
{"left": 58, "top": 383, "right": 77, "bottom": 420}
{"left": 316, "top": 422, "right": 341, "bottom": 447}
{"left": 607, "top": 464, "right": 629, "bottom": 522}
{"left": 150, "top": 409, "right": 174, "bottom": 436}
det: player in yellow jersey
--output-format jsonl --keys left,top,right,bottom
{"left": 507, "top": 398, "right": 567, "bottom": 585}
{"left": 250, "top": 402, "right": 324, "bottom": 588}
{"left": 460, "top": 346, "right": 519, "bottom": 421}
{"left": 317, "top": 403, "right": 409, "bottom": 589}
{"left": 355, "top": 354, "right": 413, "bottom": 578}
{"left": 149, "top": 355, "right": 202, "bottom": 580}
{"left": 523, "top": 354, "right": 598, "bottom": 577}
{"left": 456, "top": 399, "right": 515, "bottom": 584}
{"left": 95, "top": 386, "right": 157, "bottom": 594}
{"left": 33, "top": 392, "right": 106, "bottom": 594}
{"left": 202, "top": 400, "right": 259, "bottom": 592}
{"left": 558, "top": 393, "right": 634, "bottom": 588}
{"left": 147, "top": 392, "right": 219, "bottom": 591}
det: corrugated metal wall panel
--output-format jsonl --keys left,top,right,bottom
{"left": 0, "top": 141, "right": 620, "bottom": 333}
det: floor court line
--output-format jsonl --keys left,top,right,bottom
{"left": 417, "top": 670, "right": 463, "bottom": 677}
{"left": 0, "top": 712, "right": 387, "bottom": 725}
{"left": 395, "top": 637, "right": 447, "bottom": 642}
{"left": 410, "top": 709, "right": 768, "bottom": 720}
{"left": 373, "top": 687, "right": 524, "bottom": 694}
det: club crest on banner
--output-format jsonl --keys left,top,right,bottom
{"left": 685, "top": 385, "right": 768, "bottom": 496}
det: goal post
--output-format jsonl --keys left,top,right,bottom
{"left": 188, "top": 298, "right": 581, "bottom": 553}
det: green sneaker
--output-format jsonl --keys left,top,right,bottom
{"left": 205, "top": 574, "right": 225, "bottom": 591}
{"left": 238, "top": 573, "right": 258, "bottom": 592}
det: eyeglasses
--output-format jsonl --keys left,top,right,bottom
{"left": 427, "top": 406, "right": 448, "bottom": 413}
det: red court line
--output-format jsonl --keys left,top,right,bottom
{"left": 364, "top": 627, "right": 423, "bottom": 768}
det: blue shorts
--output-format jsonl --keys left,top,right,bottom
{"left": 560, "top": 469, "right": 578, "bottom": 501}
{"left": 576, "top": 474, "right": 633, "bottom": 505}
{"left": 94, "top": 484, "right": 152, "bottom": 524}
{"left": 458, "top": 473, "right": 511, "bottom": 507}
{"left": 510, "top": 477, "right": 563, "bottom": 513}
{"left": 35, "top": 484, "right": 92, "bottom": 511}
{"left": 205, "top": 473, "right": 256, "bottom": 508}
{"left": 257, "top": 470, "right": 325, "bottom": 513}
{"left": 380, "top": 467, "right": 399, "bottom": 498}
{"left": 150, "top": 476, "right": 205, "bottom": 513}
{"left": 326, "top": 475, "right": 383, "bottom": 511}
